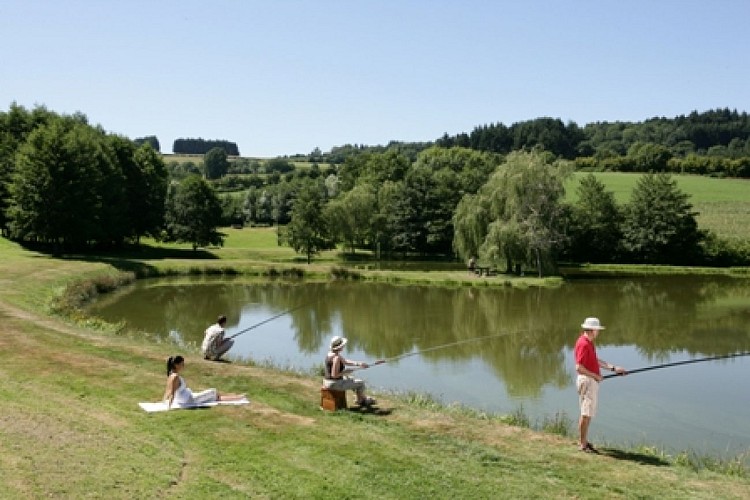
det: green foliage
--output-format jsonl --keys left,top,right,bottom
{"left": 439, "top": 108, "right": 750, "bottom": 178}
{"left": 163, "top": 176, "right": 224, "bottom": 250}
{"left": 325, "top": 183, "right": 377, "bottom": 254}
{"left": 0, "top": 105, "right": 169, "bottom": 249}
{"left": 219, "top": 192, "right": 245, "bottom": 226}
{"left": 282, "top": 181, "right": 335, "bottom": 263}
{"left": 8, "top": 117, "right": 125, "bottom": 248}
{"left": 203, "top": 146, "right": 229, "bottom": 180}
{"left": 264, "top": 157, "right": 295, "bottom": 174}
{"left": 452, "top": 193, "right": 489, "bottom": 261}
{"left": 133, "top": 135, "right": 160, "bottom": 152}
{"left": 173, "top": 137, "right": 239, "bottom": 156}
{"left": 455, "top": 151, "right": 570, "bottom": 276}
{"left": 565, "top": 174, "right": 623, "bottom": 263}
{"left": 621, "top": 173, "right": 703, "bottom": 264}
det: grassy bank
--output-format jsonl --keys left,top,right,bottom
{"left": 1, "top": 236, "right": 749, "bottom": 498}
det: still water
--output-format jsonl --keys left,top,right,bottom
{"left": 87, "top": 275, "right": 750, "bottom": 456}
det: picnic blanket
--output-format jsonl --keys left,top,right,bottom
{"left": 138, "top": 398, "right": 250, "bottom": 413}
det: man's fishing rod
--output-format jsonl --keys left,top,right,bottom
{"left": 353, "top": 330, "right": 528, "bottom": 369}
{"left": 603, "top": 351, "right": 750, "bottom": 379}
{"left": 227, "top": 303, "right": 308, "bottom": 340}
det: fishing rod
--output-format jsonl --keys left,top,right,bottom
{"left": 352, "top": 330, "right": 528, "bottom": 369}
{"left": 227, "top": 303, "right": 309, "bottom": 340}
{"left": 603, "top": 351, "right": 750, "bottom": 379}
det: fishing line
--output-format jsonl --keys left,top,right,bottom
{"left": 227, "top": 303, "right": 309, "bottom": 340}
{"left": 356, "top": 329, "right": 529, "bottom": 369}
{"left": 603, "top": 351, "right": 750, "bottom": 379}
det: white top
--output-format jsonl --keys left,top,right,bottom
{"left": 201, "top": 323, "right": 224, "bottom": 356}
{"left": 173, "top": 375, "right": 193, "bottom": 405}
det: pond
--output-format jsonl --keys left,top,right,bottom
{"left": 86, "top": 275, "right": 750, "bottom": 457}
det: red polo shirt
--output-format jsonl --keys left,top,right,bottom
{"left": 574, "top": 333, "right": 600, "bottom": 376}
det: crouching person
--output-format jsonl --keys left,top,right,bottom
{"left": 201, "top": 315, "right": 234, "bottom": 361}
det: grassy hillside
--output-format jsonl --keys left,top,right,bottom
{"left": 0, "top": 234, "right": 748, "bottom": 498}
{"left": 567, "top": 172, "right": 750, "bottom": 241}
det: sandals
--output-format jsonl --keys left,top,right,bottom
{"left": 579, "top": 442, "right": 598, "bottom": 454}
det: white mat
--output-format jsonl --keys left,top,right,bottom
{"left": 138, "top": 398, "right": 250, "bottom": 413}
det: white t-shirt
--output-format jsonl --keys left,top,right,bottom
{"left": 201, "top": 323, "right": 224, "bottom": 356}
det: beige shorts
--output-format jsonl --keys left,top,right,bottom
{"left": 576, "top": 375, "right": 599, "bottom": 418}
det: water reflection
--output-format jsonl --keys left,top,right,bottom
{"left": 90, "top": 275, "right": 750, "bottom": 398}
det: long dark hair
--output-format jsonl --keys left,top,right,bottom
{"left": 166, "top": 355, "right": 184, "bottom": 376}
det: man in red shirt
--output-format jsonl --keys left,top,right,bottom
{"left": 574, "top": 317, "right": 627, "bottom": 453}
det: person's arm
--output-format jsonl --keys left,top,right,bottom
{"left": 164, "top": 374, "right": 179, "bottom": 409}
{"left": 343, "top": 357, "right": 368, "bottom": 371}
{"left": 576, "top": 362, "right": 602, "bottom": 382}
{"left": 599, "top": 359, "right": 627, "bottom": 375}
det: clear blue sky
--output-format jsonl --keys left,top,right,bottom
{"left": 2, "top": 1, "right": 748, "bottom": 157}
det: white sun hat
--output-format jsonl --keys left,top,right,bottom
{"left": 330, "top": 336, "right": 348, "bottom": 350}
{"left": 581, "top": 317, "right": 606, "bottom": 330}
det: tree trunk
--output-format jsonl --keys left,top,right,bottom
{"left": 535, "top": 248, "right": 542, "bottom": 278}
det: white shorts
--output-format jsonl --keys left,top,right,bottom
{"left": 576, "top": 375, "right": 599, "bottom": 418}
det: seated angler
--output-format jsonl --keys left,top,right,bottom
{"left": 323, "top": 336, "right": 376, "bottom": 407}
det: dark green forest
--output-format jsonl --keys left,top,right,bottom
{"left": 2, "top": 103, "right": 749, "bottom": 272}
{"left": 173, "top": 138, "right": 240, "bottom": 156}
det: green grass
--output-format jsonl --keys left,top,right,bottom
{"left": 1, "top": 233, "right": 749, "bottom": 497}
{"left": 567, "top": 172, "right": 750, "bottom": 240}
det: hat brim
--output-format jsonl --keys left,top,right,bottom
{"left": 331, "top": 338, "right": 348, "bottom": 350}
{"left": 581, "top": 324, "right": 605, "bottom": 330}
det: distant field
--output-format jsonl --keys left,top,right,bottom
{"left": 567, "top": 172, "right": 750, "bottom": 240}
{"left": 160, "top": 153, "right": 204, "bottom": 165}
{"left": 160, "top": 153, "right": 269, "bottom": 164}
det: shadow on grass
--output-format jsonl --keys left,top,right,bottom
{"left": 20, "top": 239, "right": 217, "bottom": 260}
{"left": 599, "top": 447, "right": 670, "bottom": 467}
{"left": 347, "top": 405, "right": 393, "bottom": 416}
{"left": 24, "top": 241, "right": 222, "bottom": 276}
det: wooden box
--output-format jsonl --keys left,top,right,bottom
{"left": 320, "top": 388, "right": 347, "bottom": 411}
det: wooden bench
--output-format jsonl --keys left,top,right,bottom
{"left": 320, "top": 387, "right": 347, "bottom": 411}
{"left": 474, "top": 266, "right": 496, "bottom": 277}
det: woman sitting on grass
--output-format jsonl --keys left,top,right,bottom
{"left": 164, "top": 355, "right": 245, "bottom": 409}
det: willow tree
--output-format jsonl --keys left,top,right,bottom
{"left": 453, "top": 150, "right": 570, "bottom": 277}
{"left": 325, "top": 182, "right": 377, "bottom": 254}
{"left": 452, "top": 193, "right": 489, "bottom": 265}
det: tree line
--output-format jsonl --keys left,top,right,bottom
{"left": 2, "top": 103, "right": 748, "bottom": 271}
{"left": 172, "top": 138, "right": 240, "bottom": 156}
{"left": 272, "top": 149, "right": 750, "bottom": 272}
{"left": 306, "top": 109, "right": 750, "bottom": 178}
{"left": 0, "top": 104, "right": 224, "bottom": 251}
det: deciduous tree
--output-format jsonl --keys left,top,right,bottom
{"left": 163, "top": 176, "right": 223, "bottom": 250}
{"left": 203, "top": 147, "right": 229, "bottom": 180}
{"left": 283, "top": 182, "right": 334, "bottom": 263}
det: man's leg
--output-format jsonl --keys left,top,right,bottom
{"left": 579, "top": 415, "right": 591, "bottom": 447}
{"left": 213, "top": 338, "right": 235, "bottom": 359}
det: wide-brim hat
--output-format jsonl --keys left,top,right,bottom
{"left": 330, "top": 336, "right": 348, "bottom": 350}
{"left": 581, "top": 317, "right": 605, "bottom": 330}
